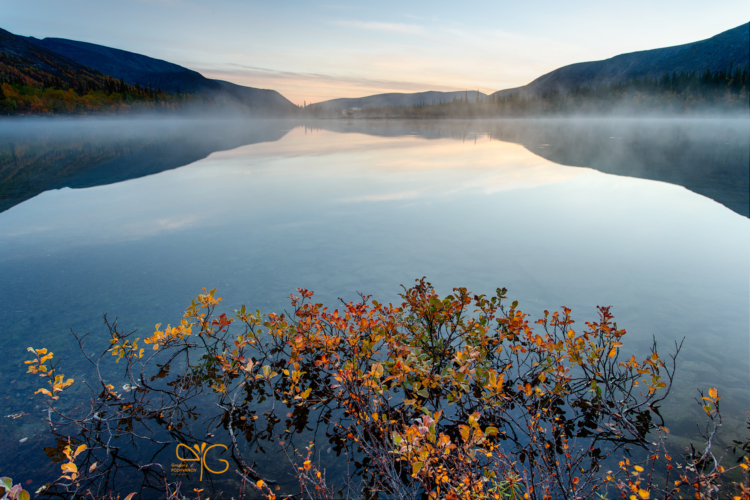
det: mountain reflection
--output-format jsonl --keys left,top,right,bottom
{"left": 317, "top": 119, "right": 750, "bottom": 218}
{"left": 1, "top": 118, "right": 747, "bottom": 217}
{"left": 0, "top": 118, "right": 294, "bottom": 214}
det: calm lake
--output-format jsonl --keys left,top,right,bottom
{"left": 0, "top": 117, "right": 748, "bottom": 495}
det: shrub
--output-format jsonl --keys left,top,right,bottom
{"left": 24, "top": 279, "right": 749, "bottom": 499}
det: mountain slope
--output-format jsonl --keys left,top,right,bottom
{"left": 20, "top": 33, "right": 297, "bottom": 113}
{"left": 313, "top": 90, "right": 489, "bottom": 111}
{"left": 0, "top": 27, "right": 112, "bottom": 88}
{"left": 25, "top": 36, "right": 212, "bottom": 93}
{"left": 494, "top": 22, "right": 749, "bottom": 98}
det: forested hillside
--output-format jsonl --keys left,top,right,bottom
{"left": 24, "top": 35, "right": 297, "bottom": 113}
{"left": 495, "top": 22, "right": 749, "bottom": 98}
{"left": 0, "top": 27, "right": 298, "bottom": 115}
{"left": 0, "top": 28, "right": 187, "bottom": 114}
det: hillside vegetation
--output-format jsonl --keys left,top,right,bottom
{"left": 0, "top": 28, "right": 191, "bottom": 114}
{"left": 0, "top": 27, "right": 298, "bottom": 115}
{"left": 496, "top": 22, "right": 749, "bottom": 99}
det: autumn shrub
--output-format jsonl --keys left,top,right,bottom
{"left": 23, "top": 279, "right": 749, "bottom": 499}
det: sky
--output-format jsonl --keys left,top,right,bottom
{"left": 3, "top": 0, "right": 748, "bottom": 105}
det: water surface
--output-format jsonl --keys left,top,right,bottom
{"left": 0, "top": 118, "right": 747, "bottom": 493}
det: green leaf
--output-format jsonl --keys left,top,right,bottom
{"left": 19, "top": 489, "right": 30, "bottom": 500}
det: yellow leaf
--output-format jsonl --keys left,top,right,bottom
{"left": 61, "top": 463, "right": 78, "bottom": 473}
{"left": 256, "top": 480, "right": 265, "bottom": 488}
{"left": 638, "top": 489, "right": 649, "bottom": 499}
{"left": 124, "top": 493, "right": 137, "bottom": 500}
{"left": 634, "top": 465, "right": 644, "bottom": 472}
{"left": 74, "top": 444, "right": 87, "bottom": 458}
{"left": 608, "top": 348, "right": 617, "bottom": 358}
{"left": 708, "top": 388, "right": 718, "bottom": 399}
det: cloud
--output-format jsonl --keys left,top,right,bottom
{"left": 330, "top": 19, "right": 426, "bottom": 35}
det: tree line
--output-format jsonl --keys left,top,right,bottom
{"left": 0, "top": 74, "right": 193, "bottom": 114}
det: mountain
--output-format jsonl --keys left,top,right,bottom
{"left": 309, "top": 23, "right": 748, "bottom": 113}
{"left": 0, "top": 27, "right": 297, "bottom": 114}
{"left": 24, "top": 36, "right": 212, "bottom": 94}
{"left": 494, "top": 22, "right": 749, "bottom": 98}
{"left": 24, "top": 35, "right": 297, "bottom": 113}
{"left": 312, "top": 90, "right": 489, "bottom": 112}
{"left": 0, "top": 27, "right": 113, "bottom": 88}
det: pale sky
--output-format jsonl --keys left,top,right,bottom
{"left": 3, "top": 0, "right": 748, "bottom": 105}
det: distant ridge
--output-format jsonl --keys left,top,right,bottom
{"left": 308, "top": 23, "right": 748, "bottom": 112}
{"left": 15, "top": 32, "right": 296, "bottom": 113}
{"left": 494, "top": 22, "right": 749, "bottom": 98}
{"left": 313, "top": 90, "right": 489, "bottom": 112}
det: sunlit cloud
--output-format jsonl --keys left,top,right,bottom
{"left": 193, "top": 20, "right": 591, "bottom": 105}
{"left": 200, "top": 64, "right": 463, "bottom": 104}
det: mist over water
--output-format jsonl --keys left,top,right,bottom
{"left": 0, "top": 117, "right": 747, "bottom": 494}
